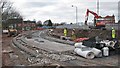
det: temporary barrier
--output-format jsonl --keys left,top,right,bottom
{"left": 102, "top": 47, "right": 109, "bottom": 56}
{"left": 74, "top": 48, "right": 95, "bottom": 59}
{"left": 74, "top": 38, "right": 89, "bottom": 42}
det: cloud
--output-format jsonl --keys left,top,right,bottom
{"left": 10, "top": 0, "right": 119, "bottom": 23}
{"left": 23, "top": 2, "right": 59, "bottom": 8}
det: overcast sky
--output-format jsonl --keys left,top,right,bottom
{"left": 10, "top": 0, "right": 119, "bottom": 23}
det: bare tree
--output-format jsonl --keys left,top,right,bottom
{"left": 1, "top": 0, "right": 22, "bottom": 20}
{"left": 0, "top": 0, "right": 12, "bottom": 14}
{"left": 0, "top": 0, "right": 23, "bottom": 29}
{"left": 0, "top": 0, "right": 3, "bottom": 28}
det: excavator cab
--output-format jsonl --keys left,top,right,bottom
{"left": 95, "top": 18, "right": 106, "bottom": 29}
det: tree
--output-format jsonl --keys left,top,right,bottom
{"left": 47, "top": 19, "right": 53, "bottom": 26}
{"left": 0, "top": 0, "right": 23, "bottom": 29}
{"left": 70, "top": 23, "right": 73, "bottom": 24}
{"left": 1, "top": 0, "right": 22, "bottom": 21}
{"left": 43, "top": 19, "right": 53, "bottom": 26}
{"left": 60, "top": 22, "right": 66, "bottom": 25}
{"left": 36, "top": 21, "right": 42, "bottom": 27}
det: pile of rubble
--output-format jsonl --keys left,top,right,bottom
{"left": 74, "top": 36, "right": 119, "bottom": 59}
{"left": 27, "top": 57, "right": 52, "bottom": 65}
{"left": 48, "top": 54, "right": 76, "bottom": 61}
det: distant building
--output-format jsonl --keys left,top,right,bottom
{"left": 23, "top": 21, "right": 36, "bottom": 30}
{"left": 37, "top": 21, "right": 42, "bottom": 24}
{"left": 3, "top": 18, "right": 23, "bottom": 30}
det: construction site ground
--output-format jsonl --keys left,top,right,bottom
{"left": 52, "top": 28, "right": 120, "bottom": 40}
{"left": 2, "top": 29, "right": 120, "bottom": 67}
{"left": 2, "top": 34, "right": 30, "bottom": 66}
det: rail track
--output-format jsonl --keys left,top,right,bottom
{"left": 12, "top": 29, "right": 119, "bottom": 66}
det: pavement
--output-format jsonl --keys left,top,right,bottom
{"left": 2, "top": 33, "right": 31, "bottom": 67}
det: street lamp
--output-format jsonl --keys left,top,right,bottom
{"left": 97, "top": 0, "right": 99, "bottom": 15}
{"left": 72, "top": 5, "right": 78, "bottom": 24}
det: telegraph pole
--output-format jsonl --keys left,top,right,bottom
{"left": 72, "top": 5, "right": 78, "bottom": 24}
{"left": 97, "top": 0, "right": 99, "bottom": 15}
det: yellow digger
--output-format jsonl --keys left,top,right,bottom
{"left": 8, "top": 28, "right": 18, "bottom": 37}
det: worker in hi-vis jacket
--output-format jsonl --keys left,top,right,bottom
{"left": 71, "top": 29, "right": 76, "bottom": 40}
{"left": 64, "top": 28, "right": 67, "bottom": 37}
{"left": 112, "top": 27, "right": 116, "bottom": 39}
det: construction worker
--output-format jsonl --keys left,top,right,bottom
{"left": 71, "top": 29, "right": 76, "bottom": 40}
{"left": 64, "top": 28, "right": 67, "bottom": 37}
{"left": 112, "top": 27, "right": 116, "bottom": 39}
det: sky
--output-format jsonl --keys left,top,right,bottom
{"left": 10, "top": 0, "right": 119, "bottom": 23}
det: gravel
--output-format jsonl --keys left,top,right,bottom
{"left": 48, "top": 54, "right": 76, "bottom": 61}
{"left": 28, "top": 57, "right": 52, "bottom": 65}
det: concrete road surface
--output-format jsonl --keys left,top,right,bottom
{"left": 25, "top": 31, "right": 75, "bottom": 53}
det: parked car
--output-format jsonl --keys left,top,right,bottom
{"left": 2, "top": 30, "right": 9, "bottom": 34}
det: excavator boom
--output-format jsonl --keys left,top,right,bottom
{"left": 85, "top": 9, "right": 100, "bottom": 25}
{"left": 84, "top": 9, "right": 115, "bottom": 29}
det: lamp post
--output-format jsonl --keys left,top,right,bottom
{"left": 97, "top": 0, "right": 99, "bottom": 15}
{"left": 72, "top": 5, "right": 78, "bottom": 24}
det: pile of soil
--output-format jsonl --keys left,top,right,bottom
{"left": 52, "top": 28, "right": 120, "bottom": 40}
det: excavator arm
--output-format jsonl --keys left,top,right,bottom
{"left": 85, "top": 9, "right": 100, "bottom": 25}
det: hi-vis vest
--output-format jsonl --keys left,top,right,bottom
{"left": 112, "top": 29, "right": 115, "bottom": 38}
{"left": 64, "top": 29, "right": 67, "bottom": 36}
{"left": 64, "top": 29, "right": 67, "bottom": 34}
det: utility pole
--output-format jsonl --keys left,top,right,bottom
{"left": 72, "top": 5, "right": 78, "bottom": 24}
{"left": 97, "top": 0, "right": 99, "bottom": 15}
{"left": 76, "top": 6, "right": 78, "bottom": 24}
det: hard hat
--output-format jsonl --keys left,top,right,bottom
{"left": 112, "top": 27, "right": 114, "bottom": 29}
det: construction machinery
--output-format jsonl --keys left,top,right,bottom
{"left": 2, "top": 27, "right": 18, "bottom": 37}
{"left": 85, "top": 9, "right": 115, "bottom": 29}
{"left": 8, "top": 28, "right": 18, "bottom": 37}
{"left": 8, "top": 24, "right": 18, "bottom": 37}
{"left": 6, "top": 18, "right": 23, "bottom": 37}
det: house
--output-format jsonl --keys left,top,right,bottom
{"left": 3, "top": 18, "right": 23, "bottom": 30}
{"left": 23, "top": 20, "right": 36, "bottom": 30}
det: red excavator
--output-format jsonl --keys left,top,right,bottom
{"left": 85, "top": 9, "right": 115, "bottom": 29}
